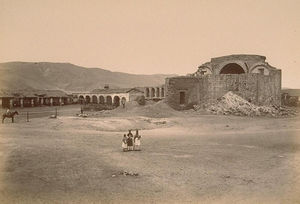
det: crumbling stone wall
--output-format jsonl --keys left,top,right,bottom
{"left": 196, "top": 55, "right": 276, "bottom": 76}
{"left": 166, "top": 70, "right": 281, "bottom": 110}
{"left": 211, "top": 55, "right": 266, "bottom": 74}
{"left": 165, "top": 77, "right": 200, "bottom": 109}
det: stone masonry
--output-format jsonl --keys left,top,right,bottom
{"left": 165, "top": 55, "right": 281, "bottom": 110}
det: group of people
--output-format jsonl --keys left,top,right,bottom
{"left": 122, "top": 129, "right": 142, "bottom": 152}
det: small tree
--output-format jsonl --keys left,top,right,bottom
{"left": 136, "top": 95, "right": 146, "bottom": 105}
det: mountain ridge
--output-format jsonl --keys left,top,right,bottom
{"left": 0, "top": 62, "right": 176, "bottom": 92}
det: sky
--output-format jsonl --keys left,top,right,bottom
{"left": 0, "top": 0, "right": 299, "bottom": 88}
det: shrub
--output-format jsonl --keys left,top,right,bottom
{"left": 135, "top": 95, "right": 146, "bottom": 105}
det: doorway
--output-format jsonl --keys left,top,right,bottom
{"left": 179, "top": 91, "right": 185, "bottom": 105}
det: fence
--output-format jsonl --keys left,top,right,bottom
{"left": 12, "top": 108, "right": 58, "bottom": 122}
{"left": 1, "top": 107, "right": 81, "bottom": 123}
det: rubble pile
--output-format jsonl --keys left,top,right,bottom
{"left": 111, "top": 170, "right": 139, "bottom": 178}
{"left": 119, "top": 170, "right": 139, "bottom": 176}
{"left": 200, "top": 91, "right": 296, "bottom": 117}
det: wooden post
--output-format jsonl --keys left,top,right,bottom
{"left": 20, "top": 98, "right": 24, "bottom": 108}
{"left": 9, "top": 99, "right": 13, "bottom": 108}
{"left": 26, "top": 112, "right": 29, "bottom": 122}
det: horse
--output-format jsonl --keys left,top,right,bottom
{"left": 2, "top": 111, "right": 19, "bottom": 123}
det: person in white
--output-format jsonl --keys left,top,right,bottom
{"left": 134, "top": 129, "right": 142, "bottom": 151}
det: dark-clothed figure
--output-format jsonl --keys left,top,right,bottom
{"left": 122, "top": 134, "right": 128, "bottom": 152}
{"left": 127, "top": 134, "right": 133, "bottom": 151}
{"left": 127, "top": 130, "right": 133, "bottom": 138}
{"left": 121, "top": 98, "right": 126, "bottom": 108}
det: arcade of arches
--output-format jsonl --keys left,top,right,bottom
{"left": 78, "top": 94, "right": 126, "bottom": 107}
{"left": 145, "top": 86, "right": 165, "bottom": 99}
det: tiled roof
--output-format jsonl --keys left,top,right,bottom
{"left": 0, "top": 89, "right": 68, "bottom": 98}
{"left": 91, "top": 88, "right": 143, "bottom": 94}
{"left": 0, "top": 90, "right": 14, "bottom": 98}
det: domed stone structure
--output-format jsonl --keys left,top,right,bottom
{"left": 165, "top": 55, "right": 281, "bottom": 110}
{"left": 195, "top": 55, "right": 276, "bottom": 76}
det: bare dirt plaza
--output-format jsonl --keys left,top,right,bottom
{"left": 1, "top": 0, "right": 300, "bottom": 203}
{"left": 0, "top": 104, "right": 299, "bottom": 203}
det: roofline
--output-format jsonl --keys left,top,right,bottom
{"left": 211, "top": 54, "right": 266, "bottom": 61}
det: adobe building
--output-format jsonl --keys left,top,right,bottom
{"left": 281, "top": 89, "right": 300, "bottom": 106}
{"left": 165, "top": 55, "right": 282, "bottom": 110}
{"left": 0, "top": 90, "right": 72, "bottom": 108}
{"left": 73, "top": 87, "right": 144, "bottom": 107}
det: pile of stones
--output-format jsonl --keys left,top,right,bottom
{"left": 194, "top": 92, "right": 297, "bottom": 117}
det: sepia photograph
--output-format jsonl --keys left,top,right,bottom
{"left": 0, "top": 0, "right": 300, "bottom": 203}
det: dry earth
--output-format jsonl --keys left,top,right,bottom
{"left": 0, "top": 105, "right": 300, "bottom": 203}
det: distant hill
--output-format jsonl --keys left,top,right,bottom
{"left": 0, "top": 62, "right": 176, "bottom": 92}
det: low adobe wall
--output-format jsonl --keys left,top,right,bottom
{"left": 165, "top": 70, "right": 281, "bottom": 110}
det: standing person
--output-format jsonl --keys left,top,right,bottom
{"left": 127, "top": 133, "right": 133, "bottom": 151}
{"left": 134, "top": 129, "right": 142, "bottom": 151}
{"left": 121, "top": 98, "right": 126, "bottom": 108}
{"left": 122, "top": 134, "right": 128, "bottom": 152}
{"left": 127, "top": 129, "right": 133, "bottom": 138}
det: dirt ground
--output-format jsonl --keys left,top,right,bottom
{"left": 0, "top": 105, "right": 300, "bottom": 203}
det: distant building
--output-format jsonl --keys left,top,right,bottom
{"left": 281, "top": 89, "right": 300, "bottom": 106}
{"left": 73, "top": 88, "right": 144, "bottom": 106}
{"left": 0, "top": 90, "right": 72, "bottom": 108}
{"left": 143, "top": 85, "right": 165, "bottom": 100}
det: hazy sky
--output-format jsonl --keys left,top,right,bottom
{"left": 0, "top": 0, "right": 299, "bottom": 88}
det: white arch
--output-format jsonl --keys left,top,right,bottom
{"left": 99, "top": 95, "right": 105, "bottom": 104}
{"left": 85, "top": 95, "right": 91, "bottom": 103}
{"left": 106, "top": 95, "right": 112, "bottom": 105}
{"left": 151, "top": 88, "right": 155, "bottom": 98}
{"left": 113, "top": 95, "right": 120, "bottom": 106}
{"left": 92, "top": 95, "right": 98, "bottom": 103}
{"left": 250, "top": 63, "right": 270, "bottom": 75}
{"left": 145, "top": 88, "right": 150, "bottom": 98}
{"left": 156, "top": 87, "right": 160, "bottom": 97}
{"left": 161, "top": 87, "right": 165, "bottom": 97}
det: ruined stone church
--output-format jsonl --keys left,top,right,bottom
{"left": 165, "top": 55, "right": 281, "bottom": 110}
